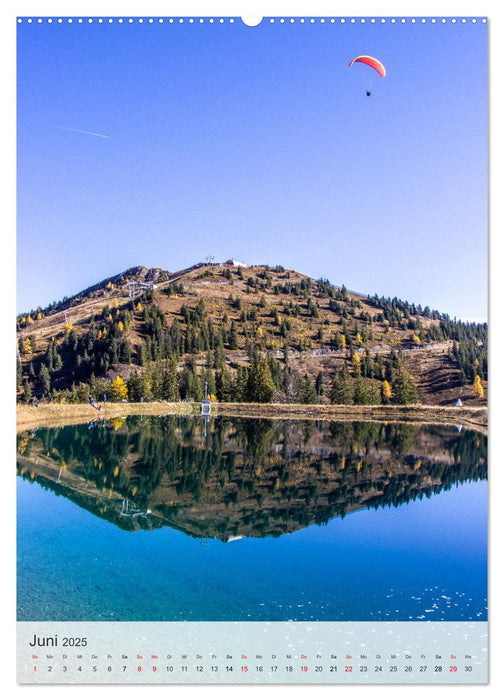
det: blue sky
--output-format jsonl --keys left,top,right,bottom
{"left": 16, "top": 16, "right": 487, "bottom": 320}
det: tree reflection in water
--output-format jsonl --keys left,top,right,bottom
{"left": 17, "top": 416, "right": 487, "bottom": 541}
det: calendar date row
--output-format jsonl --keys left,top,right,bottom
{"left": 32, "top": 663, "right": 474, "bottom": 674}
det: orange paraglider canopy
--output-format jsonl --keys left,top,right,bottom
{"left": 348, "top": 55, "right": 386, "bottom": 78}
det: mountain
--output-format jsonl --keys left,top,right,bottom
{"left": 16, "top": 261, "right": 487, "bottom": 406}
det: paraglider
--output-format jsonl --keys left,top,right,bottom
{"left": 349, "top": 55, "right": 386, "bottom": 96}
{"left": 349, "top": 55, "right": 386, "bottom": 77}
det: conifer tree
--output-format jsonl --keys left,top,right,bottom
{"left": 353, "top": 376, "right": 369, "bottom": 405}
{"left": 127, "top": 371, "right": 149, "bottom": 402}
{"left": 16, "top": 359, "right": 23, "bottom": 391}
{"left": 391, "top": 363, "right": 418, "bottom": 405}
{"left": 23, "top": 379, "right": 32, "bottom": 403}
{"left": 368, "top": 382, "right": 382, "bottom": 405}
{"left": 234, "top": 367, "right": 249, "bottom": 402}
{"left": 247, "top": 356, "right": 274, "bottom": 403}
{"left": 216, "top": 367, "right": 233, "bottom": 401}
{"left": 229, "top": 321, "right": 238, "bottom": 349}
{"left": 330, "top": 365, "right": 354, "bottom": 405}
{"left": 54, "top": 352, "right": 63, "bottom": 371}
{"left": 301, "top": 374, "right": 318, "bottom": 404}
{"left": 315, "top": 371, "right": 324, "bottom": 398}
{"left": 362, "top": 350, "right": 373, "bottom": 378}
{"left": 162, "top": 358, "right": 179, "bottom": 401}
{"left": 39, "top": 364, "right": 51, "bottom": 397}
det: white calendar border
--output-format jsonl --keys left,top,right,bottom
{"left": 3, "top": 0, "right": 501, "bottom": 698}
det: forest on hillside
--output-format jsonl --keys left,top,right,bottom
{"left": 16, "top": 267, "right": 487, "bottom": 407}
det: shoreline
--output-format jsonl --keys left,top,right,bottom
{"left": 16, "top": 402, "right": 488, "bottom": 434}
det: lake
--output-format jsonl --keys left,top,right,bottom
{"left": 17, "top": 415, "right": 487, "bottom": 622}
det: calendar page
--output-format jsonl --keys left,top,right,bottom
{"left": 15, "top": 6, "right": 488, "bottom": 687}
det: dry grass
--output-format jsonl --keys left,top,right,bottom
{"left": 16, "top": 402, "right": 197, "bottom": 432}
{"left": 16, "top": 401, "right": 487, "bottom": 434}
{"left": 214, "top": 402, "right": 487, "bottom": 432}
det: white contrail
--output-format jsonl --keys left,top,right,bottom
{"left": 51, "top": 124, "right": 110, "bottom": 139}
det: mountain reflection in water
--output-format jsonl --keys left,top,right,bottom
{"left": 16, "top": 416, "right": 487, "bottom": 541}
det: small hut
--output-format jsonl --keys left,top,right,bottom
{"left": 201, "top": 397, "right": 211, "bottom": 416}
{"left": 455, "top": 398, "right": 463, "bottom": 407}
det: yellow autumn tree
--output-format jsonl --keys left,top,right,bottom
{"left": 109, "top": 375, "right": 128, "bottom": 402}
{"left": 356, "top": 332, "right": 363, "bottom": 347}
{"left": 117, "top": 320, "right": 124, "bottom": 333}
{"left": 382, "top": 379, "right": 392, "bottom": 401}
{"left": 22, "top": 337, "right": 33, "bottom": 355}
{"left": 472, "top": 375, "right": 484, "bottom": 399}
{"left": 352, "top": 352, "right": 361, "bottom": 375}
{"left": 135, "top": 301, "right": 143, "bottom": 313}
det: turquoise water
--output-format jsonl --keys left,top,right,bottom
{"left": 17, "top": 417, "right": 487, "bottom": 622}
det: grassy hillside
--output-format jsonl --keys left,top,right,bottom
{"left": 16, "top": 262, "right": 487, "bottom": 407}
